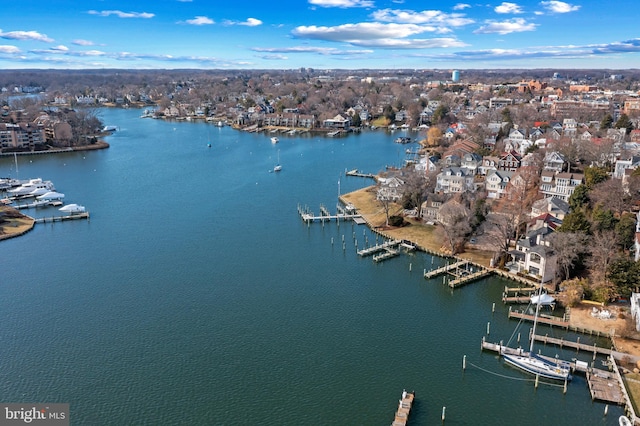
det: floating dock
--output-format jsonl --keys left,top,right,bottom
{"left": 391, "top": 390, "right": 414, "bottom": 426}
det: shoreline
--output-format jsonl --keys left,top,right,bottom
{"left": 0, "top": 140, "right": 109, "bottom": 157}
{"left": 0, "top": 206, "right": 34, "bottom": 240}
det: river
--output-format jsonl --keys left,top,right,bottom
{"left": 0, "top": 107, "right": 622, "bottom": 425}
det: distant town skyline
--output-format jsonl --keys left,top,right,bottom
{"left": 1, "top": 0, "right": 639, "bottom": 70}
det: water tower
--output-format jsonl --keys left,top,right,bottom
{"left": 451, "top": 70, "right": 460, "bottom": 82}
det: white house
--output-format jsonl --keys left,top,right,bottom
{"left": 485, "top": 169, "right": 514, "bottom": 199}
{"left": 435, "top": 167, "right": 475, "bottom": 194}
{"left": 539, "top": 171, "right": 584, "bottom": 201}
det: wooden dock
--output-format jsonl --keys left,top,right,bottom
{"left": 357, "top": 239, "right": 401, "bottom": 257}
{"left": 392, "top": 390, "right": 414, "bottom": 426}
{"left": 449, "top": 268, "right": 492, "bottom": 288}
{"left": 424, "top": 260, "right": 469, "bottom": 279}
{"left": 373, "top": 248, "right": 399, "bottom": 263}
{"left": 423, "top": 260, "right": 491, "bottom": 288}
{"left": 34, "top": 212, "right": 89, "bottom": 223}
{"left": 504, "top": 286, "right": 537, "bottom": 295}
{"left": 502, "top": 295, "right": 532, "bottom": 304}
{"left": 345, "top": 169, "right": 376, "bottom": 179}
{"left": 587, "top": 369, "right": 625, "bottom": 405}
{"left": 297, "top": 203, "right": 362, "bottom": 223}
{"left": 508, "top": 309, "right": 569, "bottom": 328}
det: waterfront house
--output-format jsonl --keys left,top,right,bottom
{"left": 506, "top": 225, "right": 557, "bottom": 283}
{"left": 323, "top": 114, "right": 350, "bottom": 130}
{"left": 377, "top": 176, "right": 405, "bottom": 202}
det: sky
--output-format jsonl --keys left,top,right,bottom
{"left": 1, "top": 0, "right": 639, "bottom": 70}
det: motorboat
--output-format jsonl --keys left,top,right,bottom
{"left": 59, "top": 204, "right": 85, "bottom": 213}
{"left": 37, "top": 191, "right": 65, "bottom": 201}
{"left": 7, "top": 178, "right": 55, "bottom": 196}
{"left": 271, "top": 137, "right": 279, "bottom": 144}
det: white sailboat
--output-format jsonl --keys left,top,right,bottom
{"left": 501, "top": 286, "right": 572, "bottom": 382}
{"left": 273, "top": 150, "right": 282, "bottom": 172}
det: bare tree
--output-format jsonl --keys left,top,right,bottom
{"left": 587, "top": 230, "right": 619, "bottom": 285}
{"left": 438, "top": 199, "right": 471, "bottom": 254}
{"left": 590, "top": 178, "right": 630, "bottom": 216}
{"left": 548, "top": 231, "right": 589, "bottom": 283}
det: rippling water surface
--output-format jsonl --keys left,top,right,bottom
{"left": 0, "top": 108, "right": 622, "bottom": 425}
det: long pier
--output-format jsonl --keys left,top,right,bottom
{"left": 34, "top": 212, "right": 90, "bottom": 223}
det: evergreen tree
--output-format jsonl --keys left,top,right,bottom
{"left": 615, "top": 113, "right": 634, "bottom": 135}
{"left": 568, "top": 184, "right": 589, "bottom": 211}
{"left": 558, "top": 208, "right": 591, "bottom": 234}
{"left": 584, "top": 166, "right": 608, "bottom": 189}
{"left": 600, "top": 113, "right": 614, "bottom": 129}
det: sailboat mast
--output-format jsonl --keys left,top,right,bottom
{"left": 529, "top": 282, "right": 543, "bottom": 353}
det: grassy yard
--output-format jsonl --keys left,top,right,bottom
{"left": 340, "top": 186, "right": 495, "bottom": 266}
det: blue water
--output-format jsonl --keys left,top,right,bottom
{"left": 0, "top": 108, "right": 622, "bottom": 425}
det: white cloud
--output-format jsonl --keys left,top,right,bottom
{"left": 294, "top": 23, "right": 431, "bottom": 42}
{"left": 292, "top": 23, "right": 467, "bottom": 49}
{"left": 453, "top": 3, "right": 471, "bottom": 10}
{"left": 474, "top": 18, "right": 537, "bottom": 34}
{"left": 186, "top": 16, "right": 215, "bottom": 25}
{"left": 308, "top": 0, "right": 374, "bottom": 8}
{"left": 72, "top": 39, "right": 95, "bottom": 46}
{"left": 371, "top": 9, "right": 474, "bottom": 27}
{"left": 0, "top": 30, "right": 53, "bottom": 42}
{"left": 495, "top": 2, "right": 523, "bottom": 14}
{"left": 252, "top": 46, "right": 373, "bottom": 55}
{"left": 224, "top": 18, "right": 263, "bottom": 27}
{"left": 426, "top": 39, "right": 640, "bottom": 62}
{"left": 0, "top": 45, "right": 21, "bottom": 54}
{"left": 540, "top": 1, "right": 580, "bottom": 13}
{"left": 51, "top": 45, "right": 69, "bottom": 52}
{"left": 240, "top": 18, "right": 263, "bottom": 27}
{"left": 88, "top": 10, "right": 155, "bottom": 19}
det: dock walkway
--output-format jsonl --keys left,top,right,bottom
{"left": 391, "top": 390, "right": 414, "bottom": 426}
{"left": 373, "top": 248, "right": 399, "bottom": 263}
{"left": 34, "top": 212, "right": 89, "bottom": 223}
{"left": 345, "top": 169, "right": 376, "bottom": 179}
{"left": 424, "top": 260, "right": 491, "bottom": 288}
{"left": 357, "top": 239, "right": 401, "bottom": 257}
